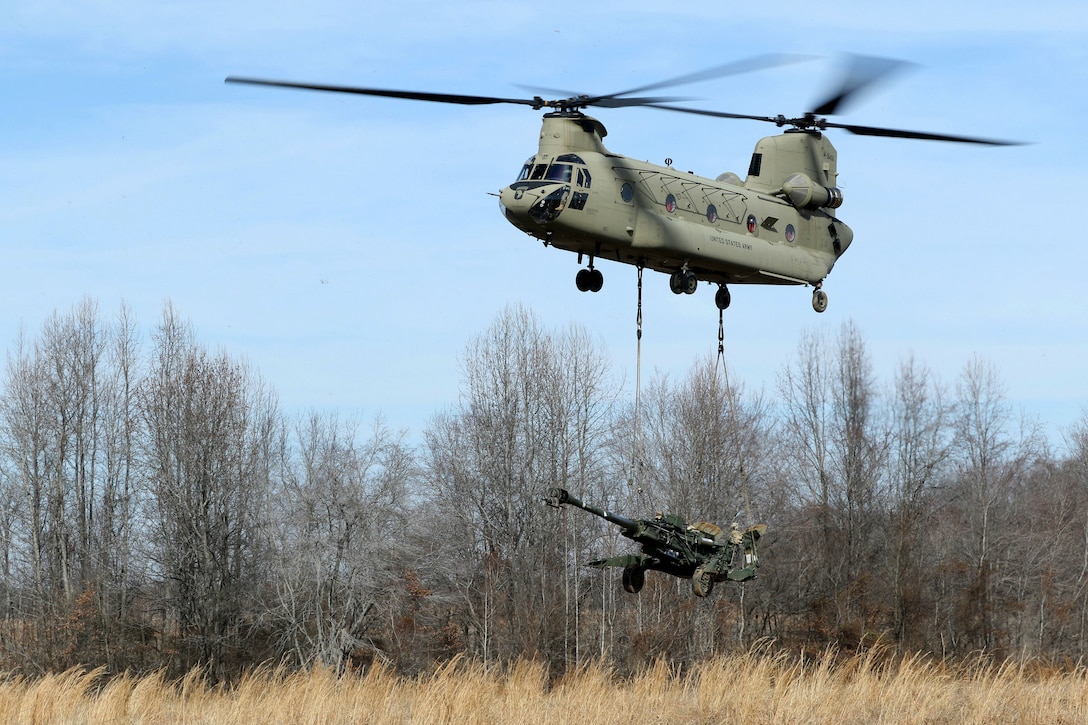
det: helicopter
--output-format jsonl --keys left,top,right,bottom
{"left": 226, "top": 55, "right": 1016, "bottom": 313}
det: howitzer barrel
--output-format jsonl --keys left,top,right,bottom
{"left": 545, "top": 487, "right": 639, "bottom": 531}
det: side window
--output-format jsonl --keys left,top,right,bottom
{"left": 578, "top": 168, "right": 592, "bottom": 188}
{"left": 748, "top": 153, "right": 763, "bottom": 178}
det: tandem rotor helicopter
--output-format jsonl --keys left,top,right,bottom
{"left": 227, "top": 55, "right": 1017, "bottom": 313}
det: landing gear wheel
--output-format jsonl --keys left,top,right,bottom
{"left": 812, "top": 289, "right": 828, "bottom": 313}
{"left": 622, "top": 565, "right": 645, "bottom": 594}
{"left": 588, "top": 268, "right": 603, "bottom": 292}
{"left": 692, "top": 564, "right": 714, "bottom": 598}
{"left": 669, "top": 270, "right": 698, "bottom": 295}
{"left": 683, "top": 272, "right": 698, "bottom": 295}
{"left": 669, "top": 271, "right": 684, "bottom": 294}
{"left": 576, "top": 268, "right": 591, "bottom": 292}
{"left": 715, "top": 285, "right": 731, "bottom": 310}
{"left": 576, "top": 268, "right": 604, "bottom": 293}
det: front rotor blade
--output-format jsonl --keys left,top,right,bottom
{"left": 226, "top": 77, "right": 541, "bottom": 107}
{"left": 590, "top": 95, "right": 695, "bottom": 108}
{"left": 602, "top": 53, "right": 813, "bottom": 100}
{"left": 827, "top": 120, "right": 1024, "bottom": 145}
{"left": 516, "top": 53, "right": 809, "bottom": 109}
{"left": 640, "top": 103, "right": 780, "bottom": 125}
{"left": 514, "top": 84, "right": 694, "bottom": 107}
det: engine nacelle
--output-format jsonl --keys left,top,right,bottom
{"left": 782, "top": 172, "right": 844, "bottom": 210}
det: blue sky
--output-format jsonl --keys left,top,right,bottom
{"left": 3, "top": 1, "right": 1086, "bottom": 446}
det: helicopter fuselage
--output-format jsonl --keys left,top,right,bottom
{"left": 499, "top": 112, "right": 854, "bottom": 307}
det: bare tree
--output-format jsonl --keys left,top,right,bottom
{"left": 0, "top": 327, "right": 53, "bottom": 634}
{"left": 95, "top": 304, "right": 143, "bottom": 642}
{"left": 1058, "top": 414, "right": 1088, "bottom": 655}
{"left": 267, "top": 413, "right": 416, "bottom": 672}
{"left": 13, "top": 296, "right": 1088, "bottom": 673}
{"left": 944, "top": 355, "right": 1043, "bottom": 654}
{"left": 885, "top": 354, "right": 951, "bottom": 649}
{"left": 422, "top": 305, "right": 615, "bottom": 667}
{"left": 141, "top": 304, "right": 280, "bottom": 681}
{"left": 776, "top": 321, "right": 887, "bottom": 644}
{"left": 0, "top": 300, "right": 146, "bottom": 670}
{"left": 635, "top": 356, "right": 768, "bottom": 522}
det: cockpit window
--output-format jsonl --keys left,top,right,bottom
{"left": 517, "top": 159, "right": 582, "bottom": 186}
{"left": 544, "top": 163, "right": 573, "bottom": 183}
{"left": 556, "top": 153, "right": 585, "bottom": 164}
{"left": 517, "top": 157, "right": 535, "bottom": 181}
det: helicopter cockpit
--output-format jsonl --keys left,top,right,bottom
{"left": 505, "top": 153, "right": 594, "bottom": 225}
{"left": 516, "top": 154, "right": 592, "bottom": 188}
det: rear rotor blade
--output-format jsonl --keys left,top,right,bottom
{"left": 810, "top": 55, "right": 912, "bottom": 116}
{"left": 826, "top": 120, "right": 1024, "bottom": 145}
{"left": 644, "top": 103, "right": 1023, "bottom": 145}
{"left": 225, "top": 77, "right": 542, "bottom": 107}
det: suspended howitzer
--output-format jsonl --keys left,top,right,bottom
{"left": 544, "top": 487, "right": 765, "bottom": 598}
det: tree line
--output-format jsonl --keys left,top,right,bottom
{"left": 1, "top": 298, "right": 1085, "bottom": 681}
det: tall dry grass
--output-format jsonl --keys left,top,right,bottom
{"left": 1, "top": 648, "right": 1086, "bottom": 724}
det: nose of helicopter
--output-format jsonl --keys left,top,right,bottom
{"left": 497, "top": 184, "right": 526, "bottom": 221}
{"left": 499, "top": 182, "right": 570, "bottom": 227}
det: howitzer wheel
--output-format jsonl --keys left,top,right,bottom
{"left": 622, "top": 565, "right": 645, "bottom": 594}
{"left": 692, "top": 564, "right": 714, "bottom": 598}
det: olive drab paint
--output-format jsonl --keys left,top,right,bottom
{"left": 499, "top": 113, "right": 852, "bottom": 312}
{"left": 544, "top": 487, "right": 766, "bottom": 598}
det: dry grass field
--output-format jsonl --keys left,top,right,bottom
{"left": 2, "top": 648, "right": 1087, "bottom": 724}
